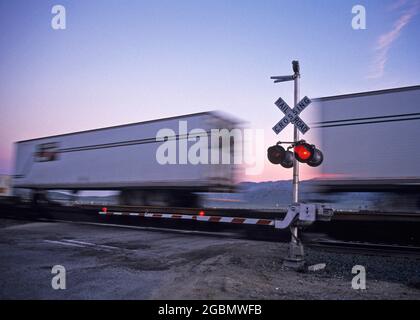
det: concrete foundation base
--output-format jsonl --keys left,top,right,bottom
{"left": 283, "top": 241, "right": 305, "bottom": 270}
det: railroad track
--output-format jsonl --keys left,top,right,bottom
{"left": 69, "top": 203, "right": 420, "bottom": 222}
{"left": 2, "top": 201, "right": 420, "bottom": 254}
{"left": 4, "top": 200, "right": 420, "bottom": 221}
{"left": 2, "top": 204, "right": 420, "bottom": 257}
{"left": 1, "top": 201, "right": 287, "bottom": 219}
{"left": 0, "top": 201, "right": 288, "bottom": 242}
{"left": 2, "top": 212, "right": 420, "bottom": 258}
{"left": 306, "top": 239, "right": 420, "bottom": 257}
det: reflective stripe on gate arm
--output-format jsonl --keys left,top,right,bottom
{"left": 99, "top": 211, "right": 274, "bottom": 226}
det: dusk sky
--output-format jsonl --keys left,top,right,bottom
{"left": 1, "top": 0, "right": 420, "bottom": 181}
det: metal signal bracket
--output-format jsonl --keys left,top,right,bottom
{"left": 274, "top": 203, "right": 334, "bottom": 229}
{"left": 275, "top": 139, "right": 309, "bottom": 148}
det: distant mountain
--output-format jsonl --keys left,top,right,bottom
{"left": 203, "top": 180, "right": 318, "bottom": 209}
{"left": 202, "top": 180, "right": 404, "bottom": 211}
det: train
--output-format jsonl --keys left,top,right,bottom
{"left": 11, "top": 85, "right": 420, "bottom": 210}
{"left": 311, "top": 85, "right": 420, "bottom": 209}
{"left": 12, "top": 111, "right": 243, "bottom": 207}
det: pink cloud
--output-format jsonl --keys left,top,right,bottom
{"left": 368, "top": 1, "right": 419, "bottom": 79}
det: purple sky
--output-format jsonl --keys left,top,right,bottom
{"left": 1, "top": 0, "right": 420, "bottom": 181}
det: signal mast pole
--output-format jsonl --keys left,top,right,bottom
{"left": 291, "top": 61, "right": 300, "bottom": 244}
{"left": 271, "top": 60, "right": 305, "bottom": 269}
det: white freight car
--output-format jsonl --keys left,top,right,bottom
{"left": 311, "top": 85, "right": 420, "bottom": 192}
{"left": 13, "top": 112, "right": 242, "bottom": 206}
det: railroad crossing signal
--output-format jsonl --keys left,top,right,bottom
{"left": 272, "top": 96, "right": 312, "bottom": 135}
{"left": 270, "top": 60, "right": 330, "bottom": 270}
{"left": 267, "top": 140, "right": 323, "bottom": 168}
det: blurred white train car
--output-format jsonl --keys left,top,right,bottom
{"left": 13, "top": 112, "right": 243, "bottom": 207}
{"left": 311, "top": 85, "right": 420, "bottom": 209}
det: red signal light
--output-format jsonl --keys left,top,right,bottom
{"left": 199, "top": 210, "right": 205, "bottom": 216}
{"left": 102, "top": 207, "right": 107, "bottom": 213}
{"left": 294, "top": 143, "right": 313, "bottom": 162}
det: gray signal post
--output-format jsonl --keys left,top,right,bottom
{"left": 271, "top": 60, "right": 306, "bottom": 269}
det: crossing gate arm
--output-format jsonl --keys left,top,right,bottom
{"left": 98, "top": 211, "right": 275, "bottom": 226}
{"left": 98, "top": 204, "right": 333, "bottom": 229}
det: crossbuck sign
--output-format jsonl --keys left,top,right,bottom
{"left": 272, "top": 96, "right": 312, "bottom": 135}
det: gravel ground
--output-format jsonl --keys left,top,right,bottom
{"left": 0, "top": 218, "right": 419, "bottom": 299}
